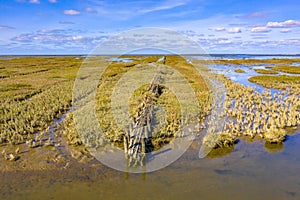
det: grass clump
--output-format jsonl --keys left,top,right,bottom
{"left": 60, "top": 113, "right": 82, "bottom": 146}
{"left": 203, "top": 132, "right": 237, "bottom": 149}
{"left": 264, "top": 129, "right": 287, "bottom": 143}
{"left": 254, "top": 69, "right": 278, "bottom": 74}
{"left": 234, "top": 69, "right": 245, "bottom": 73}
{"left": 212, "top": 58, "right": 300, "bottom": 66}
{"left": 248, "top": 75, "right": 300, "bottom": 91}
{"left": 272, "top": 66, "right": 300, "bottom": 74}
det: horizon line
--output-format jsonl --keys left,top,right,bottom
{"left": 0, "top": 53, "right": 300, "bottom": 57}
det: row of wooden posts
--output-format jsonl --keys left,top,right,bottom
{"left": 123, "top": 57, "right": 165, "bottom": 166}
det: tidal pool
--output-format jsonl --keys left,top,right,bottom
{"left": 207, "top": 64, "right": 295, "bottom": 95}
{"left": 106, "top": 57, "right": 133, "bottom": 62}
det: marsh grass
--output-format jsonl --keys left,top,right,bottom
{"left": 272, "top": 66, "right": 300, "bottom": 74}
{"left": 1, "top": 54, "right": 299, "bottom": 164}
{"left": 215, "top": 75, "right": 300, "bottom": 149}
{"left": 0, "top": 57, "right": 82, "bottom": 100}
{"left": 0, "top": 57, "right": 81, "bottom": 146}
{"left": 92, "top": 56, "right": 209, "bottom": 150}
{"left": 212, "top": 58, "right": 300, "bottom": 66}
{"left": 264, "top": 129, "right": 287, "bottom": 143}
{"left": 248, "top": 75, "right": 300, "bottom": 92}
{"left": 0, "top": 83, "right": 32, "bottom": 92}
{"left": 234, "top": 69, "right": 245, "bottom": 73}
{"left": 254, "top": 69, "right": 278, "bottom": 74}
{"left": 0, "top": 55, "right": 211, "bottom": 166}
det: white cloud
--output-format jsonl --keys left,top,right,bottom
{"left": 227, "top": 27, "right": 241, "bottom": 33}
{"left": 85, "top": 7, "right": 97, "bottom": 13}
{"left": 71, "top": 35, "right": 83, "bottom": 40}
{"left": 214, "top": 27, "right": 225, "bottom": 32}
{"left": 251, "top": 27, "right": 271, "bottom": 33}
{"left": 48, "top": 0, "right": 57, "bottom": 3}
{"left": 13, "top": 33, "right": 84, "bottom": 42}
{"left": 267, "top": 20, "right": 300, "bottom": 28}
{"left": 10, "top": 29, "right": 108, "bottom": 46}
{"left": 280, "top": 29, "right": 291, "bottom": 33}
{"left": 63, "top": 10, "right": 81, "bottom": 15}
{"left": 217, "top": 39, "right": 232, "bottom": 44}
{"left": 29, "top": 0, "right": 40, "bottom": 3}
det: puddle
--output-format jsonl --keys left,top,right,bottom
{"left": 0, "top": 57, "right": 12, "bottom": 60}
{"left": 106, "top": 58, "right": 133, "bottom": 62}
{"left": 291, "top": 62, "right": 300, "bottom": 66}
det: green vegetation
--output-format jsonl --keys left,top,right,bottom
{"left": 234, "top": 69, "right": 245, "bottom": 73}
{"left": 91, "top": 56, "right": 210, "bottom": 150}
{"left": 203, "top": 131, "right": 236, "bottom": 149}
{"left": 212, "top": 58, "right": 300, "bottom": 66}
{"left": 202, "top": 75, "right": 300, "bottom": 152}
{"left": 0, "top": 57, "right": 82, "bottom": 147}
{"left": 1, "top": 55, "right": 299, "bottom": 167}
{"left": 272, "top": 66, "right": 300, "bottom": 74}
{"left": 254, "top": 69, "right": 278, "bottom": 74}
{"left": 248, "top": 75, "right": 300, "bottom": 92}
{"left": 264, "top": 129, "right": 287, "bottom": 143}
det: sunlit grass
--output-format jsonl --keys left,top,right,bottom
{"left": 0, "top": 57, "right": 82, "bottom": 146}
{"left": 254, "top": 69, "right": 278, "bottom": 74}
{"left": 272, "top": 66, "right": 300, "bottom": 74}
{"left": 92, "top": 55, "right": 210, "bottom": 150}
{"left": 248, "top": 75, "right": 300, "bottom": 92}
{"left": 234, "top": 69, "right": 245, "bottom": 73}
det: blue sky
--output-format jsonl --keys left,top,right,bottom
{"left": 0, "top": 0, "right": 300, "bottom": 54}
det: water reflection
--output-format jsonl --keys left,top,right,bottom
{"left": 0, "top": 57, "right": 12, "bottom": 60}
{"left": 106, "top": 57, "right": 133, "bottom": 62}
{"left": 208, "top": 64, "right": 279, "bottom": 94}
{"left": 264, "top": 142, "right": 284, "bottom": 153}
{"left": 206, "top": 146, "right": 234, "bottom": 158}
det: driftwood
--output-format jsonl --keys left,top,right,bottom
{"left": 124, "top": 57, "right": 165, "bottom": 166}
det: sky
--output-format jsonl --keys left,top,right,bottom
{"left": 0, "top": 0, "right": 300, "bottom": 54}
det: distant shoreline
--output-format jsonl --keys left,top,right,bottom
{"left": 0, "top": 54, "right": 300, "bottom": 57}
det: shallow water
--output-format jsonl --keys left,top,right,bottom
{"left": 0, "top": 57, "right": 12, "bottom": 60}
{"left": 1, "top": 129, "right": 299, "bottom": 200}
{"left": 106, "top": 57, "right": 133, "bottom": 62}
{"left": 209, "top": 64, "right": 271, "bottom": 92}
{"left": 193, "top": 54, "right": 300, "bottom": 60}
{"left": 207, "top": 64, "right": 299, "bottom": 95}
